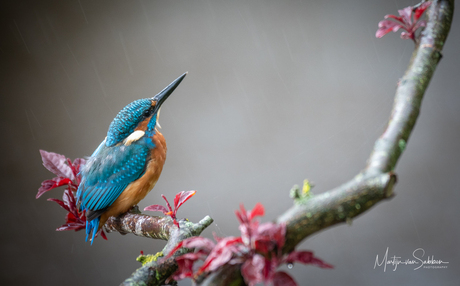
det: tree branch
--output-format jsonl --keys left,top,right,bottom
{"left": 278, "top": 0, "right": 454, "bottom": 254}
{"left": 367, "top": 0, "right": 454, "bottom": 173}
{"left": 198, "top": 0, "right": 454, "bottom": 284}
{"left": 278, "top": 172, "right": 396, "bottom": 252}
{"left": 104, "top": 209, "right": 175, "bottom": 240}
{"left": 102, "top": 207, "right": 214, "bottom": 284}
{"left": 121, "top": 216, "right": 214, "bottom": 286}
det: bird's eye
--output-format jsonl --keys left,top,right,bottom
{"left": 143, "top": 109, "right": 152, "bottom": 117}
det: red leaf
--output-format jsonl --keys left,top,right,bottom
{"left": 248, "top": 202, "right": 264, "bottom": 221}
{"left": 397, "top": 6, "right": 413, "bottom": 26}
{"left": 161, "top": 194, "right": 173, "bottom": 213}
{"left": 62, "top": 189, "right": 73, "bottom": 211}
{"left": 256, "top": 222, "right": 286, "bottom": 250}
{"left": 200, "top": 237, "right": 243, "bottom": 273}
{"left": 181, "top": 237, "right": 216, "bottom": 253}
{"left": 176, "top": 252, "right": 207, "bottom": 263}
{"left": 100, "top": 229, "right": 108, "bottom": 240}
{"left": 384, "top": 14, "right": 403, "bottom": 23}
{"left": 241, "top": 254, "right": 264, "bottom": 286}
{"left": 238, "top": 222, "right": 251, "bottom": 246}
{"left": 274, "top": 222, "right": 286, "bottom": 249}
{"left": 67, "top": 158, "right": 76, "bottom": 180}
{"left": 414, "top": 1, "right": 432, "bottom": 21}
{"left": 64, "top": 221, "right": 84, "bottom": 228}
{"left": 63, "top": 188, "right": 80, "bottom": 218}
{"left": 254, "top": 240, "right": 272, "bottom": 253}
{"left": 285, "top": 250, "right": 313, "bottom": 264}
{"left": 173, "top": 219, "right": 179, "bottom": 228}
{"left": 36, "top": 177, "right": 72, "bottom": 198}
{"left": 174, "top": 190, "right": 196, "bottom": 210}
{"left": 167, "top": 237, "right": 216, "bottom": 260}
{"left": 413, "top": 20, "right": 427, "bottom": 31}
{"left": 47, "top": 198, "right": 71, "bottom": 212}
{"left": 212, "top": 232, "right": 223, "bottom": 242}
{"left": 72, "top": 158, "right": 86, "bottom": 184}
{"left": 57, "top": 209, "right": 86, "bottom": 231}
{"left": 72, "top": 158, "right": 86, "bottom": 170}
{"left": 172, "top": 255, "right": 196, "bottom": 280}
{"left": 376, "top": 2, "right": 431, "bottom": 41}
{"left": 167, "top": 241, "right": 184, "bottom": 258}
{"left": 235, "top": 204, "right": 248, "bottom": 224}
{"left": 65, "top": 212, "right": 79, "bottom": 223}
{"left": 204, "top": 247, "right": 233, "bottom": 272}
{"left": 62, "top": 188, "right": 71, "bottom": 206}
{"left": 39, "top": 150, "right": 75, "bottom": 180}
{"left": 285, "top": 251, "right": 333, "bottom": 269}
{"left": 400, "top": 31, "right": 413, "bottom": 40}
{"left": 144, "top": 204, "right": 169, "bottom": 214}
{"left": 273, "top": 271, "right": 297, "bottom": 286}
{"left": 263, "top": 257, "right": 276, "bottom": 281}
{"left": 67, "top": 208, "right": 85, "bottom": 222}
{"left": 309, "top": 256, "right": 334, "bottom": 269}
{"left": 375, "top": 20, "right": 402, "bottom": 38}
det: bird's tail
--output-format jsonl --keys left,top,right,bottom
{"left": 85, "top": 217, "right": 100, "bottom": 245}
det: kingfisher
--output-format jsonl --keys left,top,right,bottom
{"left": 76, "top": 72, "right": 187, "bottom": 243}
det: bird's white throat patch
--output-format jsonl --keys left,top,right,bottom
{"left": 156, "top": 108, "right": 162, "bottom": 129}
{"left": 124, "top": 130, "right": 145, "bottom": 145}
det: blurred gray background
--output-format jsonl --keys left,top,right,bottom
{"left": 1, "top": 0, "right": 459, "bottom": 285}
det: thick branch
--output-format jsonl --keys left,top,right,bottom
{"left": 122, "top": 216, "right": 214, "bottom": 286}
{"left": 102, "top": 208, "right": 215, "bottom": 284}
{"left": 278, "top": 0, "right": 453, "bottom": 254}
{"left": 198, "top": 1, "right": 454, "bottom": 285}
{"left": 278, "top": 172, "right": 396, "bottom": 252}
{"left": 104, "top": 211, "right": 174, "bottom": 240}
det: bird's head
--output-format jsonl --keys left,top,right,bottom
{"left": 105, "top": 72, "right": 187, "bottom": 147}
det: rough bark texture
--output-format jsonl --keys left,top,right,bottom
{"left": 105, "top": 208, "right": 175, "bottom": 240}
{"left": 278, "top": 172, "right": 396, "bottom": 252}
{"left": 121, "top": 216, "right": 214, "bottom": 286}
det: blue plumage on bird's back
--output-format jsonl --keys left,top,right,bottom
{"left": 83, "top": 143, "right": 150, "bottom": 186}
{"left": 77, "top": 140, "right": 152, "bottom": 242}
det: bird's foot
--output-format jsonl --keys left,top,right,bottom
{"left": 129, "top": 205, "right": 142, "bottom": 214}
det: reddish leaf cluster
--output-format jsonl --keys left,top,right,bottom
{"left": 144, "top": 191, "right": 196, "bottom": 228}
{"left": 36, "top": 150, "right": 107, "bottom": 238}
{"left": 37, "top": 150, "right": 84, "bottom": 199}
{"left": 376, "top": 2, "right": 431, "bottom": 41}
{"left": 167, "top": 203, "right": 333, "bottom": 286}
{"left": 48, "top": 189, "right": 87, "bottom": 232}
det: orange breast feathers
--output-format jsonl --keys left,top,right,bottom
{"left": 99, "top": 130, "right": 167, "bottom": 230}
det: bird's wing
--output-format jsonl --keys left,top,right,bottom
{"left": 77, "top": 143, "right": 150, "bottom": 220}
{"left": 91, "top": 137, "right": 107, "bottom": 157}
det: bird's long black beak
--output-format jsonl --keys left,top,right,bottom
{"left": 152, "top": 72, "right": 187, "bottom": 113}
